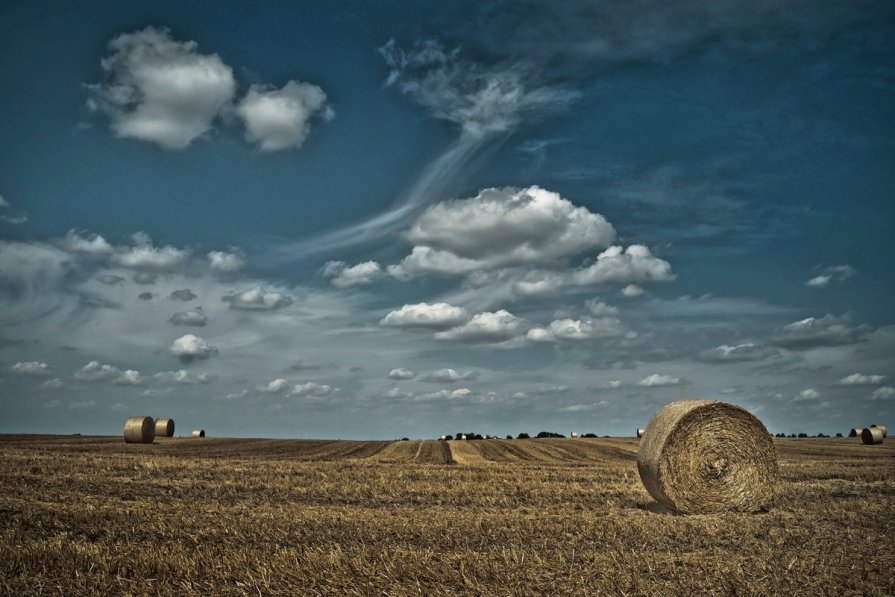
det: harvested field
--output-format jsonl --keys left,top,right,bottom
{"left": 1, "top": 435, "right": 893, "bottom": 595}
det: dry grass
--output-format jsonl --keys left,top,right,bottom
{"left": 1, "top": 435, "right": 893, "bottom": 595}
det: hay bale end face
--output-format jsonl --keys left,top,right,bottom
{"left": 154, "top": 418, "right": 175, "bottom": 437}
{"left": 636, "top": 428, "right": 645, "bottom": 438}
{"left": 861, "top": 427, "right": 884, "bottom": 445}
{"left": 192, "top": 429, "right": 206, "bottom": 438}
{"left": 123, "top": 416, "right": 155, "bottom": 444}
{"left": 637, "top": 399, "right": 778, "bottom": 514}
{"left": 848, "top": 428, "right": 861, "bottom": 438}
{"left": 869, "top": 424, "right": 887, "bottom": 438}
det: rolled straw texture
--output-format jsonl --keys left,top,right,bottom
{"left": 869, "top": 424, "right": 887, "bottom": 438}
{"left": 154, "top": 418, "right": 175, "bottom": 437}
{"left": 637, "top": 399, "right": 778, "bottom": 514}
{"left": 123, "top": 416, "right": 155, "bottom": 444}
{"left": 192, "top": 429, "right": 205, "bottom": 438}
{"left": 848, "top": 428, "right": 861, "bottom": 438}
{"left": 861, "top": 427, "right": 884, "bottom": 445}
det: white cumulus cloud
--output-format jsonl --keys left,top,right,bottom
{"left": 838, "top": 373, "right": 885, "bottom": 385}
{"left": 388, "top": 368, "right": 416, "bottom": 380}
{"left": 290, "top": 382, "right": 333, "bottom": 397}
{"left": 207, "top": 250, "right": 246, "bottom": 276}
{"left": 323, "top": 261, "right": 383, "bottom": 288}
{"left": 114, "top": 370, "right": 145, "bottom": 386}
{"left": 871, "top": 386, "right": 895, "bottom": 400}
{"left": 795, "top": 388, "right": 820, "bottom": 401}
{"left": 572, "top": 245, "right": 674, "bottom": 286}
{"left": 380, "top": 302, "right": 468, "bottom": 329}
{"left": 260, "top": 378, "right": 290, "bottom": 393}
{"left": 224, "top": 287, "right": 293, "bottom": 311}
{"left": 235, "top": 81, "right": 332, "bottom": 151}
{"left": 391, "top": 186, "right": 615, "bottom": 277}
{"left": 419, "top": 368, "right": 478, "bottom": 383}
{"left": 74, "top": 361, "right": 120, "bottom": 382}
{"left": 88, "top": 26, "right": 236, "bottom": 149}
{"left": 435, "top": 310, "right": 526, "bottom": 344}
{"left": 11, "top": 361, "right": 52, "bottom": 377}
{"left": 527, "top": 317, "right": 623, "bottom": 343}
{"left": 169, "top": 334, "right": 216, "bottom": 362}
{"left": 154, "top": 370, "right": 214, "bottom": 385}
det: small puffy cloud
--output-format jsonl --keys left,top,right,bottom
{"left": 88, "top": 26, "right": 236, "bottom": 149}
{"left": 40, "top": 378, "right": 64, "bottom": 390}
{"left": 323, "top": 261, "right": 383, "bottom": 288}
{"left": 795, "top": 388, "right": 820, "bottom": 401}
{"left": 11, "top": 361, "right": 52, "bottom": 377}
{"left": 585, "top": 299, "right": 619, "bottom": 317}
{"left": 62, "top": 230, "right": 114, "bottom": 257}
{"left": 771, "top": 314, "right": 871, "bottom": 349}
{"left": 169, "top": 288, "right": 197, "bottom": 301}
{"left": 114, "top": 370, "right": 145, "bottom": 386}
{"left": 260, "top": 378, "right": 290, "bottom": 393}
{"left": 169, "top": 307, "right": 208, "bottom": 327}
{"left": 380, "top": 302, "right": 468, "bottom": 329}
{"left": 169, "top": 334, "right": 216, "bottom": 362}
{"left": 806, "top": 265, "right": 855, "bottom": 288}
{"left": 154, "top": 370, "right": 214, "bottom": 385}
{"left": 512, "top": 271, "right": 565, "bottom": 298}
{"left": 96, "top": 274, "right": 126, "bottom": 286}
{"left": 207, "top": 250, "right": 246, "bottom": 276}
{"left": 388, "top": 368, "right": 416, "bottom": 380}
{"left": 638, "top": 374, "right": 683, "bottom": 387}
{"left": 393, "top": 186, "right": 615, "bottom": 277}
{"left": 435, "top": 310, "right": 525, "bottom": 344}
{"left": 138, "top": 292, "right": 153, "bottom": 300}
{"left": 871, "top": 386, "right": 895, "bottom": 400}
{"left": 698, "top": 343, "right": 779, "bottom": 363}
{"left": 419, "top": 368, "right": 478, "bottom": 383}
{"left": 74, "top": 360, "right": 120, "bottom": 382}
{"left": 224, "top": 287, "right": 293, "bottom": 311}
{"left": 527, "top": 317, "right": 623, "bottom": 343}
{"left": 290, "top": 382, "right": 333, "bottom": 397}
{"left": 621, "top": 284, "right": 645, "bottom": 297}
{"left": 114, "top": 242, "right": 188, "bottom": 271}
{"left": 417, "top": 387, "right": 474, "bottom": 401}
{"left": 572, "top": 245, "right": 674, "bottom": 286}
{"left": 839, "top": 373, "right": 886, "bottom": 386}
{"left": 235, "top": 81, "right": 332, "bottom": 151}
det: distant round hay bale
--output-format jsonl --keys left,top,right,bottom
{"left": 637, "top": 399, "right": 778, "bottom": 514}
{"left": 861, "top": 427, "right": 884, "bottom": 445}
{"left": 191, "top": 429, "right": 205, "bottom": 438}
{"left": 848, "top": 428, "right": 861, "bottom": 438}
{"left": 636, "top": 428, "right": 645, "bottom": 438}
{"left": 154, "top": 418, "right": 175, "bottom": 437}
{"left": 123, "top": 416, "right": 155, "bottom": 444}
{"left": 869, "top": 424, "right": 887, "bottom": 438}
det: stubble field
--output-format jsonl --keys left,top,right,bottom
{"left": 1, "top": 435, "right": 893, "bottom": 595}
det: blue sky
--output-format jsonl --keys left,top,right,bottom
{"left": 1, "top": 0, "right": 893, "bottom": 439}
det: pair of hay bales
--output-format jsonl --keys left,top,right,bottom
{"left": 123, "top": 416, "right": 205, "bottom": 443}
{"left": 637, "top": 399, "right": 778, "bottom": 515}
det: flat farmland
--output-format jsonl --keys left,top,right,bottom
{"left": 1, "top": 435, "right": 893, "bottom": 595}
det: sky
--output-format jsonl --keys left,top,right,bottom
{"left": 1, "top": 0, "right": 894, "bottom": 439}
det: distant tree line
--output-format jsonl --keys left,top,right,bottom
{"left": 773, "top": 432, "right": 843, "bottom": 438}
{"left": 438, "top": 431, "right": 607, "bottom": 440}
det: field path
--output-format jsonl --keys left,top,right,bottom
{"left": 448, "top": 440, "right": 490, "bottom": 465}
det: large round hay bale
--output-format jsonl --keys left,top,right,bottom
{"left": 154, "top": 418, "right": 175, "bottom": 437}
{"left": 123, "top": 416, "right": 155, "bottom": 444}
{"left": 636, "top": 428, "right": 645, "bottom": 438}
{"left": 191, "top": 429, "right": 205, "bottom": 438}
{"left": 869, "top": 424, "right": 887, "bottom": 438}
{"left": 848, "top": 428, "right": 861, "bottom": 438}
{"left": 637, "top": 399, "right": 778, "bottom": 514}
{"left": 861, "top": 427, "right": 884, "bottom": 445}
